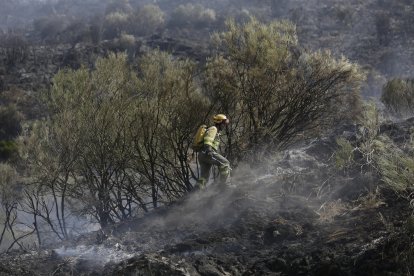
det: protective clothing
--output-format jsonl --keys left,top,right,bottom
{"left": 197, "top": 149, "right": 231, "bottom": 189}
{"left": 191, "top": 124, "right": 207, "bottom": 152}
{"left": 195, "top": 116, "right": 231, "bottom": 189}
{"left": 213, "top": 114, "right": 229, "bottom": 124}
{"left": 203, "top": 126, "right": 220, "bottom": 151}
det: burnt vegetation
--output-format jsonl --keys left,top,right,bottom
{"left": 1, "top": 0, "right": 414, "bottom": 275}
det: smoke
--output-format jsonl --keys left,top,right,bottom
{"left": 54, "top": 244, "right": 134, "bottom": 266}
{"left": 47, "top": 130, "right": 369, "bottom": 273}
{"left": 124, "top": 142, "right": 332, "bottom": 239}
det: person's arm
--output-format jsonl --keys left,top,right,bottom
{"left": 203, "top": 126, "right": 217, "bottom": 152}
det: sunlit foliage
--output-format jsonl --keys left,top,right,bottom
{"left": 21, "top": 52, "right": 208, "bottom": 227}
{"left": 381, "top": 78, "right": 414, "bottom": 117}
{"left": 206, "top": 18, "right": 364, "bottom": 160}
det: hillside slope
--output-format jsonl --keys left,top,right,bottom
{"left": 1, "top": 120, "right": 413, "bottom": 275}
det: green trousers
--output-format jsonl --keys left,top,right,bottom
{"left": 197, "top": 150, "right": 231, "bottom": 189}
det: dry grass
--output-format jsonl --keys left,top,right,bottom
{"left": 316, "top": 199, "right": 349, "bottom": 222}
{"left": 352, "top": 189, "right": 386, "bottom": 211}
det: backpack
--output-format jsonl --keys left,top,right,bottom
{"left": 191, "top": 124, "right": 207, "bottom": 152}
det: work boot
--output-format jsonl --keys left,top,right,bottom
{"left": 194, "top": 178, "right": 206, "bottom": 191}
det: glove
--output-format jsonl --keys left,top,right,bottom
{"left": 204, "top": 145, "right": 213, "bottom": 157}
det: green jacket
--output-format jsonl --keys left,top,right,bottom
{"left": 203, "top": 126, "right": 221, "bottom": 151}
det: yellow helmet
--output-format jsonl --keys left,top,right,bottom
{"left": 213, "top": 114, "right": 229, "bottom": 124}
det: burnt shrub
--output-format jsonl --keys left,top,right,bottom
{"left": 60, "top": 19, "right": 92, "bottom": 45}
{"left": 33, "top": 15, "right": 69, "bottom": 43}
{"left": 0, "top": 140, "right": 18, "bottom": 161}
{"left": 0, "top": 32, "right": 28, "bottom": 66}
{"left": 0, "top": 105, "right": 22, "bottom": 140}
{"left": 0, "top": 104, "right": 22, "bottom": 161}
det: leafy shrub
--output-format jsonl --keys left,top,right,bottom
{"left": 170, "top": 4, "right": 216, "bottom": 28}
{"left": 104, "top": 0, "right": 133, "bottom": 15}
{"left": 335, "top": 138, "right": 354, "bottom": 170}
{"left": 117, "top": 33, "right": 136, "bottom": 51}
{"left": 103, "top": 4, "right": 165, "bottom": 39}
{"left": 381, "top": 78, "right": 414, "bottom": 117}
{"left": 334, "top": 101, "right": 414, "bottom": 193}
{"left": 343, "top": 102, "right": 381, "bottom": 174}
{"left": 205, "top": 18, "right": 364, "bottom": 160}
{"left": 372, "top": 135, "right": 414, "bottom": 192}
{"left": 22, "top": 52, "right": 208, "bottom": 227}
{"left": 103, "top": 11, "right": 130, "bottom": 39}
{"left": 1, "top": 87, "right": 41, "bottom": 120}
{"left": 130, "top": 4, "right": 165, "bottom": 36}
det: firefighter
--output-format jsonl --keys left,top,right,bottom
{"left": 195, "top": 114, "right": 231, "bottom": 189}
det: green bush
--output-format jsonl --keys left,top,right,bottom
{"left": 108, "top": 33, "right": 137, "bottom": 54}
{"left": 0, "top": 87, "right": 39, "bottom": 120}
{"left": 205, "top": 18, "right": 364, "bottom": 160}
{"left": 381, "top": 78, "right": 414, "bottom": 117}
{"left": 337, "top": 101, "right": 414, "bottom": 193}
{"left": 102, "top": 4, "right": 165, "bottom": 38}
{"left": 104, "top": 0, "right": 133, "bottom": 15}
{"left": 373, "top": 135, "right": 414, "bottom": 192}
{"left": 347, "top": 102, "right": 381, "bottom": 174}
{"left": 170, "top": 3, "right": 216, "bottom": 28}
{"left": 103, "top": 11, "right": 130, "bottom": 39}
{"left": 22, "top": 51, "right": 208, "bottom": 227}
{"left": 335, "top": 138, "right": 354, "bottom": 170}
{"left": 130, "top": 4, "right": 165, "bottom": 36}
